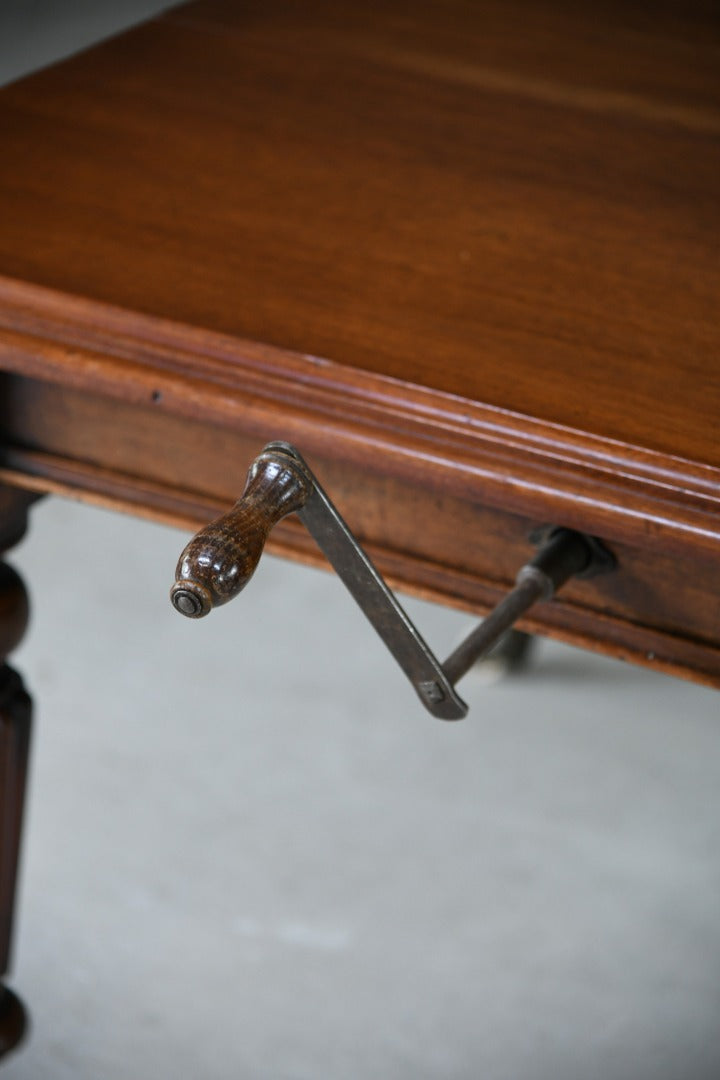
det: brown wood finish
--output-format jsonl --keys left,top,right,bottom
{"left": 0, "top": 365, "right": 718, "bottom": 689}
{"left": 0, "top": 0, "right": 717, "bottom": 690}
{"left": 0, "top": 490, "right": 32, "bottom": 1060}
{"left": 0, "top": 0, "right": 718, "bottom": 464}
{"left": 173, "top": 447, "right": 312, "bottom": 616}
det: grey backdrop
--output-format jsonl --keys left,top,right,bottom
{"left": 1, "top": 4, "right": 719, "bottom": 1078}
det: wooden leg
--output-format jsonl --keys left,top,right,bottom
{"left": 0, "top": 491, "right": 35, "bottom": 1060}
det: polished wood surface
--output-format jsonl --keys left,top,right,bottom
{"left": 173, "top": 446, "right": 312, "bottom": 617}
{"left": 0, "top": 0, "right": 718, "bottom": 461}
{"left": 0, "top": 0, "right": 717, "bottom": 685}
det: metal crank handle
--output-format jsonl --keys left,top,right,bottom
{"left": 170, "top": 443, "right": 615, "bottom": 720}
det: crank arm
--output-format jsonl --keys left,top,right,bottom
{"left": 170, "top": 443, "right": 615, "bottom": 719}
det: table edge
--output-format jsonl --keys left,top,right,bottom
{"left": 0, "top": 274, "right": 718, "bottom": 561}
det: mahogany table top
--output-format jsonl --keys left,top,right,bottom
{"left": 0, "top": 0, "right": 717, "bottom": 465}
{"left": 0, "top": 1, "right": 718, "bottom": 687}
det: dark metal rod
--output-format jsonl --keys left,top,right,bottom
{"left": 441, "top": 528, "right": 594, "bottom": 687}
{"left": 441, "top": 575, "right": 546, "bottom": 685}
{"left": 274, "top": 445, "right": 469, "bottom": 720}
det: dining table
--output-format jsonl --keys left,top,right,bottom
{"left": 0, "top": 0, "right": 717, "bottom": 1058}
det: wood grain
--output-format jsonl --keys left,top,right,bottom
{"left": 0, "top": 0, "right": 717, "bottom": 463}
{"left": 0, "top": 0, "right": 717, "bottom": 688}
{"left": 173, "top": 448, "right": 311, "bottom": 616}
{"left": 0, "top": 279, "right": 717, "bottom": 562}
{"left": 0, "top": 371, "right": 718, "bottom": 688}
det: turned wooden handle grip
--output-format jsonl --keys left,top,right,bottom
{"left": 170, "top": 451, "right": 311, "bottom": 618}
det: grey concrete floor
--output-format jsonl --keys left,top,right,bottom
{"left": 4, "top": 496, "right": 720, "bottom": 1080}
{"left": 1, "top": 4, "right": 720, "bottom": 1077}
{"left": 0, "top": 1, "right": 176, "bottom": 88}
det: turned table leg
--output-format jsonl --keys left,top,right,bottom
{"left": 0, "top": 490, "right": 35, "bottom": 1058}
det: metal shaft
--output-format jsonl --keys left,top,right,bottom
{"left": 441, "top": 528, "right": 593, "bottom": 686}
{"left": 441, "top": 575, "right": 547, "bottom": 685}
{"left": 275, "top": 444, "right": 469, "bottom": 720}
